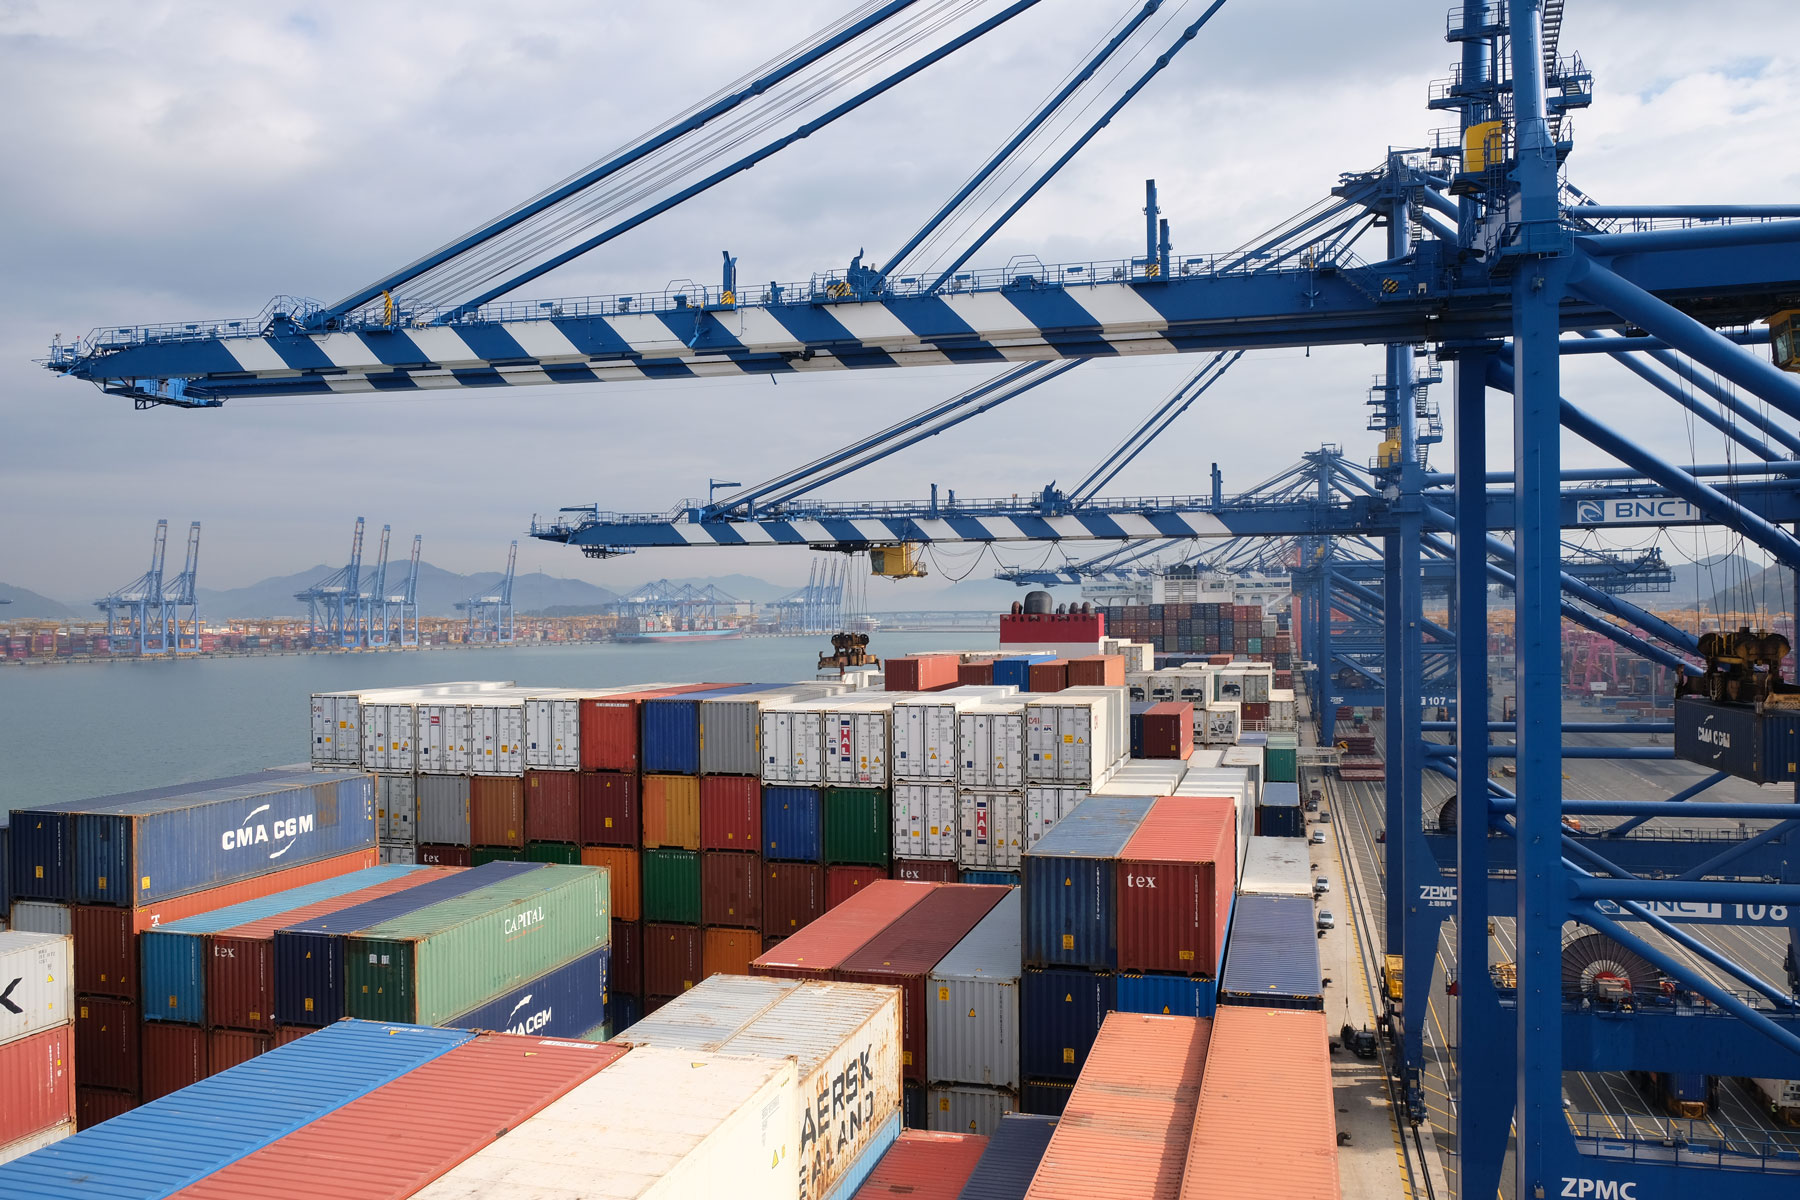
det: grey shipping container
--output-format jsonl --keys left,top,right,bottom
{"left": 416, "top": 775, "right": 472, "bottom": 846}
{"left": 6, "top": 904, "right": 68, "bottom": 936}
{"left": 1239, "top": 836, "right": 1311, "bottom": 898}
{"left": 700, "top": 687, "right": 824, "bottom": 776}
{"left": 377, "top": 774, "right": 417, "bottom": 842}
{"left": 928, "top": 889, "right": 1021, "bottom": 1089}
{"left": 927, "top": 1084, "right": 1016, "bottom": 1137}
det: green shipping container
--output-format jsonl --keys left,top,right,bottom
{"left": 642, "top": 848, "right": 700, "bottom": 924}
{"left": 823, "top": 787, "right": 890, "bottom": 868}
{"left": 1265, "top": 734, "right": 1299, "bottom": 783}
{"left": 343, "top": 863, "right": 609, "bottom": 1025}
{"left": 527, "top": 842, "right": 581, "bottom": 864}
{"left": 473, "top": 846, "right": 524, "bottom": 865}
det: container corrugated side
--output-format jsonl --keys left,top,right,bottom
{"left": 958, "top": 705, "right": 1025, "bottom": 790}
{"left": 1116, "top": 972, "right": 1217, "bottom": 1018}
{"left": 892, "top": 697, "right": 978, "bottom": 782}
{"left": 857, "top": 1130, "right": 989, "bottom": 1197}
{"left": 764, "top": 786, "right": 824, "bottom": 862}
{"left": 957, "top": 791, "right": 1023, "bottom": 870}
{"left": 343, "top": 863, "right": 609, "bottom": 1026}
{"left": 0, "top": 933, "right": 73, "bottom": 1050}
{"left": 1116, "top": 797, "right": 1235, "bottom": 977}
{"left": 0, "top": 1025, "right": 73, "bottom": 1152}
{"left": 0, "top": 1123, "right": 72, "bottom": 1170}
{"left": 957, "top": 1113, "right": 1057, "bottom": 1200}
{"left": 274, "top": 861, "right": 546, "bottom": 1027}
{"left": 1218, "top": 894, "right": 1322, "bottom": 1010}
{"left": 894, "top": 782, "right": 958, "bottom": 861}
{"left": 700, "top": 775, "right": 761, "bottom": 851}
{"left": 925, "top": 1088, "right": 1013, "bottom": 1137}
{"left": 824, "top": 788, "right": 891, "bottom": 867}
{"left": 138, "top": 864, "right": 425, "bottom": 1026}
{"left": 619, "top": 975, "right": 903, "bottom": 1200}
{"left": 1025, "top": 1013, "right": 1210, "bottom": 1200}
{"left": 753, "top": 880, "right": 942, "bottom": 981}
{"left": 408, "top": 1045, "right": 799, "bottom": 1200}
{"left": 927, "top": 890, "right": 1021, "bottom": 1089}
{"left": 416, "top": 775, "right": 471, "bottom": 846}
{"left": 1177, "top": 1007, "right": 1338, "bottom": 1200}
{"left": 1020, "top": 968, "right": 1114, "bottom": 1081}
{"left": 5, "top": 904, "right": 68, "bottom": 936}
{"left": 0, "top": 1020, "right": 475, "bottom": 1198}
{"left": 1020, "top": 795, "right": 1153, "bottom": 970}
{"left": 172, "top": 1033, "right": 630, "bottom": 1200}
{"left": 643, "top": 775, "right": 702, "bottom": 850}
{"left": 836, "top": 885, "right": 1010, "bottom": 1083}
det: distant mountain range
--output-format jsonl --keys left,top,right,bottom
{"left": 191, "top": 562, "right": 623, "bottom": 619}
{"left": 0, "top": 583, "right": 79, "bottom": 619}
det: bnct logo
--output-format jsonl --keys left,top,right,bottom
{"left": 1562, "top": 1178, "right": 1636, "bottom": 1199}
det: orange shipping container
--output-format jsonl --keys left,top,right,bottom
{"left": 469, "top": 775, "right": 526, "bottom": 848}
{"left": 1065, "top": 655, "right": 1125, "bottom": 688}
{"left": 581, "top": 846, "right": 641, "bottom": 922}
{"left": 752, "top": 880, "right": 942, "bottom": 981}
{"left": 642, "top": 774, "right": 701, "bottom": 850}
{"left": 1179, "top": 1007, "right": 1339, "bottom": 1200}
{"left": 701, "top": 927, "right": 763, "bottom": 978}
{"left": 855, "top": 1130, "right": 990, "bottom": 1198}
{"left": 1027, "top": 1012, "right": 1210, "bottom": 1200}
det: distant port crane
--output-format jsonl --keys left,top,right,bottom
{"left": 457, "top": 540, "right": 517, "bottom": 643}
{"left": 95, "top": 519, "right": 201, "bottom": 656}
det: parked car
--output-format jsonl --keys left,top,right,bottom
{"left": 1310, "top": 828, "right": 1326, "bottom": 845}
{"left": 1317, "top": 910, "right": 1336, "bottom": 931}
{"left": 1314, "top": 877, "right": 1330, "bottom": 896}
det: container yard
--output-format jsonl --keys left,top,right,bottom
{"left": 10, "top": 1, "right": 1797, "bottom": 1198}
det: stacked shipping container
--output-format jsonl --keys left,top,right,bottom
{"left": 0, "top": 932, "right": 75, "bottom": 1163}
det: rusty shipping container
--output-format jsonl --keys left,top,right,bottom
{"left": 835, "top": 884, "right": 1010, "bottom": 1083}
{"left": 762, "top": 861, "right": 824, "bottom": 940}
{"left": 753, "top": 880, "right": 942, "bottom": 981}
{"left": 611, "top": 918, "right": 643, "bottom": 997}
{"left": 581, "top": 846, "right": 641, "bottom": 922}
{"left": 139, "top": 1022, "right": 206, "bottom": 1103}
{"left": 1065, "top": 656, "right": 1125, "bottom": 688}
{"left": 468, "top": 776, "right": 526, "bottom": 848}
{"left": 642, "top": 774, "right": 702, "bottom": 850}
{"left": 700, "top": 851, "right": 761, "bottom": 929}
{"left": 701, "top": 927, "right": 762, "bottom": 978}
{"left": 644, "top": 921, "right": 703, "bottom": 997}
{"left": 74, "top": 995, "right": 138, "bottom": 1092}
{"left": 577, "top": 772, "right": 640, "bottom": 846}
{"left": 1178, "top": 1006, "right": 1339, "bottom": 1200}
{"left": 74, "top": 1085, "right": 136, "bottom": 1130}
{"left": 1027, "top": 1013, "right": 1211, "bottom": 1200}
{"left": 523, "top": 770, "right": 581, "bottom": 843}
{"left": 699, "top": 775, "right": 760, "bottom": 851}
{"left": 1116, "top": 797, "right": 1236, "bottom": 976}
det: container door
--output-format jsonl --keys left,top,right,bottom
{"left": 924, "top": 785, "right": 958, "bottom": 859}
{"left": 497, "top": 707, "right": 525, "bottom": 775}
{"left": 893, "top": 706, "right": 923, "bottom": 779}
{"left": 926, "top": 704, "right": 957, "bottom": 780}
{"left": 312, "top": 695, "right": 359, "bottom": 765}
{"left": 798, "top": 712, "right": 824, "bottom": 783}
{"left": 1026, "top": 708, "right": 1057, "bottom": 781}
{"left": 524, "top": 700, "right": 551, "bottom": 769}
{"left": 893, "top": 783, "right": 922, "bottom": 859}
{"left": 997, "top": 712, "right": 1025, "bottom": 789}
{"left": 958, "top": 793, "right": 990, "bottom": 869}
{"left": 1025, "top": 788, "right": 1054, "bottom": 851}
{"left": 857, "top": 711, "right": 886, "bottom": 784}
{"left": 959, "top": 713, "right": 985, "bottom": 788}
{"left": 552, "top": 699, "right": 580, "bottom": 768}
{"left": 991, "top": 792, "right": 1023, "bottom": 868}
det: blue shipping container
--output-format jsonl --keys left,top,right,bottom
{"left": 8, "top": 770, "right": 280, "bottom": 903}
{"left": 71, "top": 770, "right": 376, "bottom": 906}
{"left": 140, "top": 864, "right": 427, "bottom": 1025}
{"left": 608, "top": 989, "right": 643, "bottom": 1034}
{"left": 960, "top": 871, "right": 1020, "bottom": 888}
{"left": 1018, "top": 1079, "right": 1073, "bottom": 1117}
{"left": 992, "top": 655, "right": 1053, "bottom": 691}
{"left": 823, "top": 1110, "right": 902, "bottom": 1200}
{"left": 0, "top": 814, "right": 9, "bottom": 912}
{"left": 274, "top": 860, "right": 545, "bottom": 1027}
{"left": 1021, "top": 795, "right": 1153, "bottom": 970}
{"left": 1115, "top": 971, "right": 1218, "bottom": 1018}
{"left": 957, "top": 1113, "right": 1058, "bottom": 1200}
{"left": 0, "top": 1019, "right": 472, "bottom": 1198}
{"left": 447, "top": 944, "right": 609, "bottom": 1036}
{"left": 1129, "top": 702, "right": 1152, "bottom": 758}
{"left": 763, "top": 786, "right": 823, "bottom": 862}
{"left": 1020, "top": 967, "right": 1115, "bottom": 1080}
{"left": 645, "top": 684, "right": 787, "bottom": 775}
{"left": 1219, "top": 893, "right": 1322, "bottom": 1010}
{"left": 1256, "top": 780, "right": 1303, "bottom": 839}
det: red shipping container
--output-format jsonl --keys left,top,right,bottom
{"left": 753, "top": 880, "right": 942, "bottom": 981}
{"left": 1066, "top": 655, "right": 1125, "bottom": 688}
{"left": 581, "top": 846, "right": 641, "bottom": 922}
{"left": 207, "top": 868, "right": 455, "bottom": 1032}
{"left": 417, "top": 844, "right": 470, "bottom": 867}
{"left": 885, "top": 655, "right": 960, "bottom": 692}
{"left": 1027, "top": 1012, "right": 1211, "bottom": 1200}
{"left": 581, "top": 684, "right": 739, "bottom": 771}
{"left": 524, "top": 770, "right": 581, "bottom": 843}
{"left": 68, "top": 848, "right": 379, "bottom": 1001}
{"left": 274, "top": 1025, "right": 312, "bottom": 1048}
{"left": 140, "top": 1021, "right": 207, "bottom": 1102}
{"left": 0, "top": 1024, "right": 74, "bottom": 1147}
{"left": 469, "top": 775, "right": 526, "bottom": 848}
{"left": 890, "top": 858, "right": 959, "bottom": 883}
{"left": 1142, "top": 702, "right": 1194, "bottom": 760}
{"left": 175, "top": 1033, "right": 629, "bottom": 1200}
{"left": 699, "top": 776, "right": 760, "bottom": 852}
{"left": 701, "top": 851, "right": 762, "bottom": 929}
{"left": 76, "top": 1086, "right": 136, "bottom": 1130}
{"left": 1179, "top": 1007, "right": 1335, "bottom": 1200}
{"left": 1242, "top": 702, "right": 1269, "bottom": 722}
{"left": 834, "top": 885, "right": 1010, "bottom": 1082}
{"left": 1116, "top": 797, "right": 1236, "bottom": 976}
{"left": 1027, "top": 661, "right": 1068, "bottom": 693}
{"left": 578, "top": 772, "right": 640, "bottom": 847}
{"left": 701, "top": 927, "right": 763, "bottom": 979}
{"left": 826, "top": 864, "right": 889, "bottom": 911}
{"left": 859, "top": 1131, "right": 990, "bottom": 1199}
{"left": 208, "top": 1028, "right": 272, "bottom": 1074}
{"left": 611, "top": 919, "right": 643, "bottom": 997}
{"left": 644, "top": 922, "right": 703, "bottom": 997}
{"left": 762, "top": 862, "right": 824, "bottom": 940}
{"left": 76, "top": 995, "right": 140, "bottom": 1092}
{"left": 957, "top": 662, "right": 994, "bottom": 686}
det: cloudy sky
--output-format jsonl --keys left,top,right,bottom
{"left": 2, "top": 0, "right": 1793, "bottom": 602}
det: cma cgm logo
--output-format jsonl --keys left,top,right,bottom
{"left": 506, "top": 993, "right": 552, "bottom": 1035}
{"left": 1575, "top": 497, "right": 1697, "bottom": 525}
{"left": 1562, "top": 1179, "right": 1636, "bottom": 1199}
{"left": 1696, "top": 716, "right": 1730, "bottom": 753}
{"left": 220, "top": 804, "right": 314, "bottom": 859}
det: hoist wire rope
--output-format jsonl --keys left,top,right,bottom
{"left": 389, "top": 0, "right": 993, "bottom": 314}
{"left": 898, "top": 0, "right": 1203, "bottom": 283}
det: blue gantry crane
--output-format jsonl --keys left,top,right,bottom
{"left": 383, "top": 534, "right": 422, "bottom": 647}
{"left": 95, "top": 519, "right": 199, "bottom": 656}
{"left": 40, "top": 2, "right": 1800, "bottom": 1196}
{"left": 295, "top": 517, "right": 366, "bottom": 648}
{"left": 457, "top": 540, "right": 517, "bottom": 643}
{"left": 163, "top": 520, "right": 202, "bottom": 653}
{"left": 768, "top": 556, "right": 850, "bottom": 633}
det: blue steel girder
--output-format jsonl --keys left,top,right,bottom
{"left": 50, "top": 222, "right": 1800, "bottom": 407}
